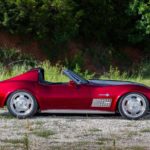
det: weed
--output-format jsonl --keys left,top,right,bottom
{"left": 97, "top": 137, "right": 112, "bottom": 143}
{"left": 126, "top": 123, "right": 133, "bottom": 127}
{"left": 23, "top": 134, "right": 29, "bottom": 150}
{"left": 35, "top": 121, "right": 43, "bottom": 126}
{"left": 0, "top": 59, "right": 150, "bottom": 86}
{"left": 2, "top": 134, "right": 30, "bottom": 150}
{"left": 2, "top": 138, "right": 24, "bottom": 144}
{"left": 25, "top": 120, "right": 33, "bottom": 131}
{"left": 0, "top": 114, "right": 14, "bottom": 119}
{"left": 141, "top": 128, "right": 150, "bottom": 133}
{"left": 129, "top": 145, "right": 146, "bottom": 150}
{"left": 33, "top": 129, "right": 55, "bottom": 138}
{"left": 127, "top": 131, "right": 139, "bottom": 137}
{"left": 89, "top": 128, "right": 102, "bottom": 133}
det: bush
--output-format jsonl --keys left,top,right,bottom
{"left": 0, "top": 0, "right": 81, "bottom": 42}
{"left": 0, "top": 0, "right": 149, "bottom": 66}
{"left": 0, "top": 0, "right": 149, "bottom": 45}
{"left": 0, "top": 47, "right": 36, "bottom": 66}
{"left": 75, "top": 0, "right": 138, "bottom": 44}
{"left": 100, "top": 66, "right": 129, "bottom": 80}
{"left": 0, "top": 47, "right": 94, "bottom": 81}
{"left": 138, "top": 60, "right": 150, "bottom": 78}
{"left": 127, "top": 0, "right": 150, "bottom": 43}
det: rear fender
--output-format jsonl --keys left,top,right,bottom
{"left": 2, "top": 89, "right": 40, "bottom": 109}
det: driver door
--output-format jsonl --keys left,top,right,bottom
{"left": 37, "top": 81, "right": 91, "bottom": 110}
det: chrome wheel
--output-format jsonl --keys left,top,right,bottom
{"left": 7, "top": 91, "right": 37, "bottom": 118}
{"left": 119, "top": 93, "right": 148, "bottom": 119}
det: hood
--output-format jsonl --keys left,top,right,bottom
{"left": 88, "top": 79, "right": 145, "bottom": 86}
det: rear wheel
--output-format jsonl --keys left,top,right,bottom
{"left": 118, "top": 93, "right": 149, "bottom": 120}
{"left": 7, "top": 91, "right": 38, "bottom": 119}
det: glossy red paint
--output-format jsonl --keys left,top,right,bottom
{"left": 0, "top": 68, "right": 150, "bottom": 113}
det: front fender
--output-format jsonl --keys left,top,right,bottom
{"left": 111, "top": 86, "right": 150, "bottom": 111}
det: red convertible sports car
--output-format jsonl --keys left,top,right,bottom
{"left": 0, "top": 68, "right": 150, "bottom": 119}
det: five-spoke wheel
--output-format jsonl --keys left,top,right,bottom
{"left": 7, "top": 91, "right": 38, "bottom": 118}
{"left": 118, "top": 93, "right": 149, "bottom": 119}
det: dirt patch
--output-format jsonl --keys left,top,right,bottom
{"left": 122, "top": 47, "right": 143, "bottom": 64}
{"left": 0, "top": 31, "right": 46, "bottom": 60}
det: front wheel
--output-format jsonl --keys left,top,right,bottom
{"left": 118, "top": 93, "right": 149, "bottom": 120}
{"left": 7, "top": 91, "right": 38, "bottom": 119}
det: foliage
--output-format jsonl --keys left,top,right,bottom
{"left": 64, "top": 51, "right": 84, "bottom": 69}
{"left": 0, "top": 60, "right": 95, "bottom": 82}
{"left": 0, "top": 47, "right": 36, "bottom": 66}
{"left": 100, "top": 66, "right": 129, "bottom": 80}
{"left": 0, "top": 0, "right": 149, "bottom": 45}
{"left": 128, "top": 0, "right": 150, "bottom": 43}
{"left": 73, "top": 64, "right": 95, "bottom": 79}
{"left": 0, "top": 61, "right": 150, "bottom": 87}
{"left": 0, "top": 48, "right": 94, "bottom": 81}
{"left": 0, "top": 0, "right": 81, "bottom": 42}
{"left": 138, "top": 60, "right": 150, "bottom": 78}
{"left": 0, "top": 1, "right": 150, "bottom": 75}
{"left": 0, "top": 48, "right": 149, "bottom": 85}
{"left": 76, "top": 0, "right": 132, "bottom": 43}
{"left": 99, "top": 66, "right": 150, "bottom": 86}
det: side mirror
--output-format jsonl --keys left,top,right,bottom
{"left": 69, "top": 80, "right": 77, "bottom": 87}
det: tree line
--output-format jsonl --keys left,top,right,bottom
{"left": 0, "top": 0, "right": 149, "bottom": 49}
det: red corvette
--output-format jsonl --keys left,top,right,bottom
{"left": 0, "top": 68, "right": 150, "bottom": 119}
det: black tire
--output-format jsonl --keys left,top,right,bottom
{"left": 7, "top": 90, "right": 38, "bottom": 119}
{"left": 118, "top": 92, "right": 149, "bottom": 120}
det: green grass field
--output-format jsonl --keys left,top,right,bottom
{"left": 0, "top": 61, "right": 150, "bottom": 86}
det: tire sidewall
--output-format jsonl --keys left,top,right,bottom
{"left": 7, "top": 90, "right": 38, "bottom": 119}
{"left": 118, "top": 92, "right": 149, "bottom": 120}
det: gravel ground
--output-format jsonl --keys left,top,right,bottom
{"left": 0, "top": 108, "right": 150, "bottom": 150}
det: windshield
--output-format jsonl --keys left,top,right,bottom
{"left": 63, "top": 69, "right": 88, "bottom": 84}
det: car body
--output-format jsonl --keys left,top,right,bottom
{"left": 0, "top": 68, "right": 150, "bottom": 119}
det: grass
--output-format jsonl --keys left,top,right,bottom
{"left": 35, "top": 121, "right": 44, "bottom": 126}
{"left": 0, "top": 61, "right": 69, "bottom": 82}
{"left": 141, "top": 128, "right": 150, "bottom": 133}
{"left": 45, "top": 141, "right": 118, "bottom": 150}
{"left": 101, "top": 66, "right": 150, "bottom": 86}
{"left": 0, "top": 47, "right": 149, "bottom": 86}
{"left": 0, "top": 113, "right": 14, "bottom": 119}
{"left": 2, "top": 134, "right": 29, "bottom": 150}
{"left": 25, "top": 120, "right": 33, "bottom": 131}
{"left": 2, "top": 138, "right": 25, "bottom": 144}
{"left": 32, "top": 129, "right": 55, "bottom": 138}
{"left": 0, "top": 61, "right": 150, "bottom": 86}
{"left": 89, "top": 128, "right": 102, "bottom": 133}
{"left": 129, "top": 146, "right": 146, "bottom": 150}
{"left": 97, "top": 137, "right": 113, "bottom": 145}
{"left": 127, "top": 131, "right": 139, "bottom": 137}
{"left": 23, "top": 134, "right": 29, "bottom": 150}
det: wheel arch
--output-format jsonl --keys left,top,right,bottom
{"left": 4, "top": 89, "right": 40, "bottom": 110}
{"left": 115, "top": 91, "right": 150, "bottom": 112}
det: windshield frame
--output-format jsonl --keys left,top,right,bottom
{"left": 63, "top": 69, "right": 89, "bottom": 85}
